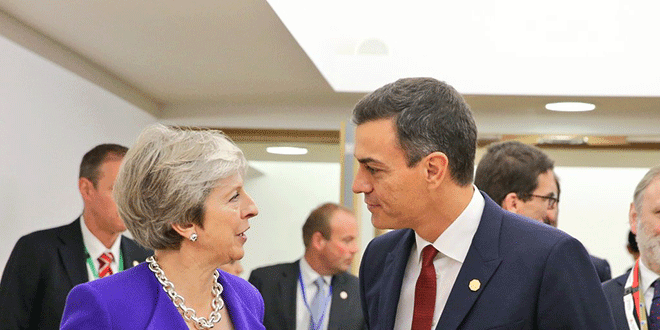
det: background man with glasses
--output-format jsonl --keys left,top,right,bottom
{"left": 475, "top": 140, "right": 611, "bottom": 282}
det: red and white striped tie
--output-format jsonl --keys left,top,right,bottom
{"left": 97, "top": 252, "right": 114, "bottom": 278}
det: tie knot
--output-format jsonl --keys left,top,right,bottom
{"left": 421, "top": 245, "right": 438, "bottom": 265}
{"left": 314, "top": 277, "right": 325, "bottom": 289}
{"left": 98, "top": 252, "right": 114, "bottom": 265}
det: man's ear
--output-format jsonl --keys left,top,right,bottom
{"left": 424, "top": 152, "right": 449, "bottom": 187}
{"left": 172, "top": 222, "right": 196, "bottom": 240}
{"left": 310, "top": 232, "right": 327, "bottom": 250}
{"left": 501, "top": 192, "right": 521, "bottom": 213}
{"left": 78, "top": 177, "right": 94, "bottom": 202}
{"left": 629, "top": 202, "right": 638, "bottom": 235}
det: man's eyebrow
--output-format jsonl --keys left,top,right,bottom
{"left": 356, "top": 157, "right": 384, "bottom": 165}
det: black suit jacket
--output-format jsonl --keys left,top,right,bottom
{"left": 0, "top": 218, "right": 152, "bottom": 330}
{"left": 591, "top": 254, "right": 613, "bottom": 282}
{"left": 602, "top": 272, "right": 633, "bottom": 330}
{"left": 248, "top": 260, "right": 365, "bottom": 330}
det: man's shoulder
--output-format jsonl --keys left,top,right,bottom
{"left": 498, "top": 211, "right": 575, "bottom": 247}
{"left": 250, "top": 261, "right": 298, "bottom": 277}
{"left": 119, "top": 236, "right": 152, "bottom": 258}
{"left": 15, "top": 220, "right": 78, "bottom": 246}
{"left": 602, "top": 272, "right": 628, "bottom": 293}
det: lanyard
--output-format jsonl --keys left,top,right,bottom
{"left": 627, "top": 259, "right": 649, "bottom": 330}
{"left": 84, "top": 247, "right": 124, "bottom": 280}
{"left": 299, "top": 273, "right": 332, "bottom": 330}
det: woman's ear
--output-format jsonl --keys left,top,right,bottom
{"left": 172, "top": 222, "right": 196, "bottom": 240}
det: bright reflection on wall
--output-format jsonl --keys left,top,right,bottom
{"left": 267, "top": 0, "right": 660, "bottom": 96}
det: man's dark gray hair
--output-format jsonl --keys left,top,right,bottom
{"left": 474, "top": 141, "right": 554, "bottom": 205}
{"left": 352, "top": 77, "right": 477, "bottom": 186}
{"left": 633, "top": 165, "right": 660, "bottom": 213}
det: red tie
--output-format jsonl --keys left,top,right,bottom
{"left": 412, "top": 245, "right": 439, "bottom": 330}
{"left": 97, "top": 252, "right": 114, "bottom": 278}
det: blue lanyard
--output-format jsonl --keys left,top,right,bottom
{"left": 299, "top": 273, "right": 332, "bottom": 330}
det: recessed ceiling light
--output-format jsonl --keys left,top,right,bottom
{"left": 266, "top": 146, "right": 308, "bottom": 155}
{"left": 545, "top": 102, "right": 595, "bottom": 112}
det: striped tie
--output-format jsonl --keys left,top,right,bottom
{"left": 97, "top": 252, "right": 114, "bottom": 278}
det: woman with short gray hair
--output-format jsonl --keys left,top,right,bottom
{"left": 61, "top": 124, "right": 264, "bottom": 330}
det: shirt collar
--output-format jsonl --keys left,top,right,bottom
{"left": 80, "top": 215, "right": 122, "bottom": 264}
{"left": 639, "top": 258, "right": 660, "bottom": 295}
{"left": 300, "top": 256, "right": 332, "bottom": 287}
{"left": 414, "top": 186, "right": 485, "bottom": 263}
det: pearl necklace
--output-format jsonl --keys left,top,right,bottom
{"left": 147, "top": 256, "right": 224, "bottom": 329}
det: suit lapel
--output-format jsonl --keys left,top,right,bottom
{"left": 327, "top": 273, "right": 347, "bottom": 330}
{"left": 147, "top": 271, "right": 188, "bottom": 329}
{"left": 120, "top": 236, "right": 143, "bottom": 269}
{"left": 435, "top": 195, "right": 503, "bottom": 330}
{"left": 380, "top": 229, "right": 416, "bottom": 329}
{"left": 278, "top": 261, "right": 299, "bottom": 329}
{"left": 58, "top": 218, "right": 88, "bottom": 286}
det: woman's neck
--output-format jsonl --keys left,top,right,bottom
{"left": 154, "top": 249, "right": 217, "bottom": 316}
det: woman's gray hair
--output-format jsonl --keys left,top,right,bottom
{"left": 634, "top": 165, "right": 660, "bottom": 213}
{"left": 114, "top": 124, "right": 247, "bottom": 250}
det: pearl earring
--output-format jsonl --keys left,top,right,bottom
{"left": 189, "top": 233, "right": 198, "bottom": 242}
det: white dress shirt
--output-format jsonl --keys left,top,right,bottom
{"left": 638, "top": 258, "right": 660, "bottom": 316}
{"left": 393, "top": 187, "right": 485, "bottom": 330}
{"left": 80, "top": 215, "right": 122, "bottom": 281}
{"left": 297, "top": 257, "right": 332, "bottom": 330}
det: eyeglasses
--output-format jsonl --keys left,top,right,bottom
{"left": 528, "top": 194, "right": 559, "bottom": 209}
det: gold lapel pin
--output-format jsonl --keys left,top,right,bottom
{"left": 133, "top": 260, "right": 140, "bottom": 267}
{"left": 340, "top": 291, "right": 348, "bottom": 299}
{"left": 469, "top": 279, "right": 481, "bottom": 292}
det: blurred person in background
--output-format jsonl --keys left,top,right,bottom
{"left": 475, "top": 140, "right": 611, "bottom": 282}
{"left": 0, "top": 144, "right": 150, "bottom": 330}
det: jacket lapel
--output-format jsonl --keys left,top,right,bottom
{"left": 435, "top": 194, "right": 503, "bottom": 330}
{"left": 58, "top": 218, "right": 88, "bottom": 286}
{"left": 278, "top": 261, "right": 299, "bottom": 329}
{"left": 120, "top": 236, "right": 143, "bottom": 269}
{"left": 327, "top": 273, "right": 347, "bottom": 329}
{"left": 147, "top": 275, "right": 188, "bottom": 329}
{"left": 380, "top": 229, "right": 416, "bottom": 329}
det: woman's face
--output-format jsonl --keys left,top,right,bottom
{"left": 197, "top": 173, "right": 258, "bottom": 264}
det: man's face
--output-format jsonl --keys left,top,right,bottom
{"left": 352, "top": 118, "right": 430, "bottom": 230}
{"left": 631, "top": 178, "right": 660, "bottom": 270}
{"left": 319, "top": 210, "right": 359, "bottom": 274}
{"left": 85, "top": 159, "right": 126, "bottom": 234}
{"left": 515, "top": 170, "right": 559, "bottom": 227}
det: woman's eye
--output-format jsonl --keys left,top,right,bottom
{"left": 229, "top": 192, "right": 240, "bottom": 202}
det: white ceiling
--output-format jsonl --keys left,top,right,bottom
{"left": 1, "top": 0, "right": 659, "bottom": 136}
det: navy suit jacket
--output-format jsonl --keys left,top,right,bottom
{"left": 248, "top": 260, "right": 365, "bottom": 330}
{"left": 0, "top": 218, "right": 151, "bottom": 330}
{"left": 591, "top": 254, "right": 613, "bottom": 282}
{"left": 602, "top": 272, "right": 633, "bottom": 330}
{"left": 61, "top": 262, "right": 265, "bottom": 329}
{"left": 359, "top": 192, "right": 617, "bottom": 330}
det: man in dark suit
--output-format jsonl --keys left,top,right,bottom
{"left": 351, "top": 78, "right": 616, "bottom": 329}
{"left": 0, "top": 144, "right": 151, "bottom": 330}
{"left": 249, "top": 203, "right": 365, "bottom": 330}
{"left": 603, "top": 165, "right": 660, "bottom": 329}
{"left": 475, "top": 140, "right": 612, "bottom": 282}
